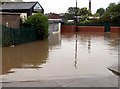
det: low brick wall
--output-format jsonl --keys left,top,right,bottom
{"left": 61, "top": 25, "right": 76, "bottom": 33}
{"left": 79, "top": 26, "right": 104, "bottom": 32}
{"left": 61, "top": 25, "right": 120, "bottom": 33}
{"left": 111, "top": 27, "right": 120, "bottom": 33}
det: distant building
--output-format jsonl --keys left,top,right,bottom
{"left": 0, "top": 2, "right": 44, "bottom": 17}
{"left": 89, "top": 16, "right": 100, "bottom": 20}
{"left": 46, "top": 13, "right": 61, "bottom": 19}
{"left": 45, "top": 13, "right": 62, "bottom": 34}
{"left": 0, "top": 2, "right": 44, "bottom": 28}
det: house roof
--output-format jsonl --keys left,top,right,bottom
{"left": 46, "top": 13, "right": 61, "bottom": 19}
{"left": 0, "top": 2, "right": 43, "bottom": 10}
{"left": 0, "top": 12, "right": 20, "bottom": 15}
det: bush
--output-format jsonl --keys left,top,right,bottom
{"left": 25, "top": 13, "right": 49, "bottom": 40}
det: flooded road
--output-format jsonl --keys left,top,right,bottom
{"left": 1, "top": 32, "right": 119, "bottom": 87}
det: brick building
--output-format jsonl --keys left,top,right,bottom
{"left": 46, "top": 13, "right": 61, "bottom": 19}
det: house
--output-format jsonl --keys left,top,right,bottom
{"left": 0, "top": 2, "right": 44, "bottom": 17}
{"left": 0, "top": 12, "right": 20, "bottom": 28}
{"left": 48, "top": 19, "right": 62, "bottom": 34}
{"left": 46, "top": 13, "right": 61, "bottom": 19}
{"left": 45, "top": 13, "right": 62, "bottom": 34}
{"left": 0, "top": 1, "right": 44, "bottom": 28}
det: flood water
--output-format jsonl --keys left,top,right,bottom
{"left": 1, "top": 32, "right": 119, "bottom": 83}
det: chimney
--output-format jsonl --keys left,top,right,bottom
{"left": 89, "top": 0, "right": 91, "bottom": 12}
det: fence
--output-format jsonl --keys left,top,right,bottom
{"left": 0, "top": 25, "right": 36, "bottom": 47}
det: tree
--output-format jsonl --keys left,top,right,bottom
{"left": 102, "top": 2, "right": 120, "bottom": 24}
{"left": 78, "top": 7, "right": 91, "bottom": 16}
{"left": 67, "top": 7, "right": 79, "bottom": 15}
{"left": 63, "top": 7, "right": 92, "bottom": 23}
{"left": 66, "top": 7, "right": 80, "bottom": 20}
{"left": 106, "top": 3, "right": 116, "bottom": 12}
{"left": 78, "top": 7, "right": 91, "bottom": 23}
{"left": 25, "top": 13, "right": 49, "bottom": 40}
{"left": 61, "top": 13, "right": 72, "bottom": 22}
{"left": 92, "top": 13, "right": 100, "bottom": 17}
{"left": 110, "top": 2, "right": 120, "bottom": 24}
{"left": 96, "top": 8, "right": 105, "bottom": 16}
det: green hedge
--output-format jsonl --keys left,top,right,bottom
{"left": 24, "top": 13, "right": 49, "bottom": 40}
{"left": 1, "top": 25, "right": 36, "bottom": 47}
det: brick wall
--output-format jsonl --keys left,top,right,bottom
{"left": 61, "top": 25, "right": 120, "bottom": 33}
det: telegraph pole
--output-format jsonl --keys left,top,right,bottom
{"left": 74, "top": 0, "right": 78, "bottom": 69}
{"left": 76, "top": 0, "right": 77, "bottom": 10}
{"left": 75, "top": 0, "right": 78, "bottom": 32}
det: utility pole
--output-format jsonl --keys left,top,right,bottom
{"left": 74, "top": 0, "right": 78, "bottom": 69}
{"left": 76, "top": 0, "right": 77, "bottom": 10}
{"left": 75, "top": 0, "right": 78, "bottom": 32}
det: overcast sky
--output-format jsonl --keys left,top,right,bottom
{"left": 24, "top": 0, "right": 120, "bottom": 14}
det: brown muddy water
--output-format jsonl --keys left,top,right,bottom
{"left": 0, "top": 32, "right": 119, "bottom": 82}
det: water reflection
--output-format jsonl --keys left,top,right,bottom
{"left": 74, "top": 33, "right": 78, "bottom": 69}
{"left": 2, "top": 40, "right": 49, "bottom": 74}
{"left": 104, "top": 33, "right": 119, "bottom": 51}
{"left": 88, "top": 36, "right": 91, "bottom": 53}
{"left": 1, "top": 32, "right": 119, "bottom": 81}
{"left": 0, "top": 47, "right": 2, "bottom": 75}
{"left": 48, "top": 33, "right": 61, "bottom": 49}
{"left": 2, "top": 33, "right": 61, "bottom": 75}
{"left": 104, "top": 33, "right": 111, "bottom": 40}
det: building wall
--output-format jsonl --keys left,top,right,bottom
{"left": 0, "top": 13, "right": 20, "bottom": 28}
{"left": 49, "top": 23, "right": 61, "bottom": 34}
{"left": 48, "top": 19, "right": 62, "bottom": 34}
{"left": 46, "top": 13, "right": 61, "bottom": 19}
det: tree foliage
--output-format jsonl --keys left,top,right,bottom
{"left": 96, "top": 8, "right": 105, "bottom": 16}
{"left": 78, "top": 7, "right": 91, "bottom": 16}
{"left": 67, "top": 7, "right": 79, "bottom": 15}
{"left": 101, "top": 2, "right": 120, "bottom": 24}
{"left": 92, "top": 2, "right": 120, "bottom": 24}
{"left": 63, "top": 7, "right": 91, "bottom": 23}
{"left": 25, "top": 13, "right": 49, "bottom": 40}
{"left": 63, "top": 7, "right": 80, "bottom": 20}
{"left": 63, "top": 2, "right": 120, "bottom": 24}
